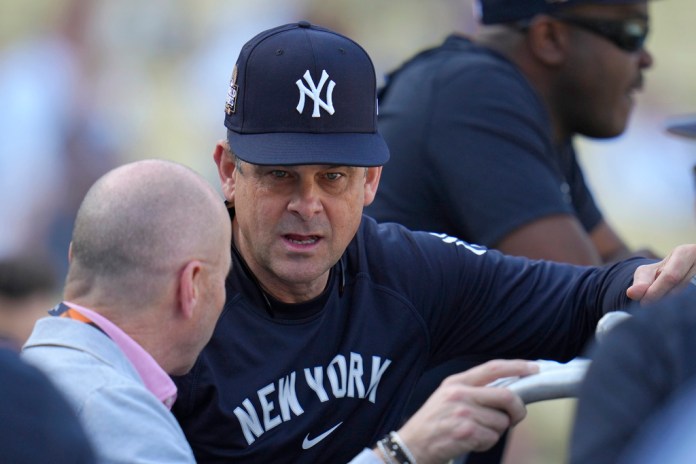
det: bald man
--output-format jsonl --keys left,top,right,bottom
{"left": 21, "top": 159, "right": 232, "bottom": 464}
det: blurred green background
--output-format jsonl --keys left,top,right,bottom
{"left": 1, "top": 1, "right": 694, "bottom": 462}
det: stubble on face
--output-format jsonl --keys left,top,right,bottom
{"left": 231, "top": 162, "right": 366, "bottom": 303}
{"left": 555, "top": 3, "right": 650, "bottom": 139}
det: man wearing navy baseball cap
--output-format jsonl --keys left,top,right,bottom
{"left": 368, "top": 1, "right": 659, "bottom": 460}
{"left": 372, "top": 0, "right": 657, "bottom": 275}
{"left": 171, "top": 20, "right": 696, "bottom": 464}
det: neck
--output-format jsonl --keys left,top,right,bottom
{"left": 65, "top": 294, "right": 173, "bottom": 370}
{"left": 475, "top": 29, "right": 570, "bottom": 144}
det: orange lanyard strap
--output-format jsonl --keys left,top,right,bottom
{"left": 50, "top": 303, "right": 108, "bottom": 337}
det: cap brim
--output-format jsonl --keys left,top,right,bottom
{"left": 227, "top": 130, "right": 390, "bottom": 166}
{"left": 666, "top": 115, "right": 696, "bottom": 139}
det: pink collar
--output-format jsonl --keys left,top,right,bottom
{"left": 64, "top": 301, "right": 177, "bottom": 409}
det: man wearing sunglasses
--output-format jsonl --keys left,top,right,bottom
{"left": 366, "top": 0, "right": 656, "bottom": 462}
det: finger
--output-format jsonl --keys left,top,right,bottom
{"left": 468, "top": 404, "right": 514, "bottom": 433}
{"left": 640, "top": 248, "right": 696, "bottom": 304}
{"left": 471, "top": 386, "right": 528, "bottom": 426}
{"left": 445, "top": 390, "right": 526, "bottom": 452}
{"left": 447, "top": 359, "right": 539, "bottom": 387}
{"left": 625, "top": 262, "right": 657, "bottom": 302}
{"left": 449, "top": 413, "right": 509, "bottom": 453}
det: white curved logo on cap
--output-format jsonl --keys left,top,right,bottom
{"left": 296, "top": 70, "right": 336, "bottom": 118}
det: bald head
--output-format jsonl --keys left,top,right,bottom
{"left": 66, "top": 159, "right": 230, "bottom": 306}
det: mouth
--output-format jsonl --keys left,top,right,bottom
{"left": 628, "top": 76, "right": 643, "bottom": 97}
{"left": 283, "top": 234, "right": 321, "bottom": 247}
{"left": 623, "top": 86, "right": 639, "bottom": 108}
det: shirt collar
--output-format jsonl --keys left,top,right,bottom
{"left": 63, "top": 301, "right": 177, "bottom": 409}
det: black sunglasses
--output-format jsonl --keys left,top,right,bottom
{"left": 549, "top": 14, "right": 649, "bottom": 53}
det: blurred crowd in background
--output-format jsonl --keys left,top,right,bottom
{"left": 1, "top": 0, "right": 694, "bottom": 462}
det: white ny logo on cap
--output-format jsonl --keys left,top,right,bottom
{"left": 296, "top": 70, "right": 336, "bottom": 118}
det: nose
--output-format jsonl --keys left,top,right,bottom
{"left": 287, "top": 178, "right": 323, "bottom": 220}
{"left": 638, "top": 46, "right": 653, "bottom": 70}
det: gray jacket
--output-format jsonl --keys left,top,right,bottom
{"left": 22, "top": 317, "right": 195, "bottom": 464}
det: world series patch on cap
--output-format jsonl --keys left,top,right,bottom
{"left": 224, "top": 21, "right": 390, "bottom": 167}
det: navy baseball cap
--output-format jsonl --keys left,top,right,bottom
{"left": 224, "top": 21, "right": 389, "bottom": 167}
{"left": 477, "top": 0, "right": 649, "bottom": 24}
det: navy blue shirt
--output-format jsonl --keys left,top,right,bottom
{"left": 367, "top": 35, "right": 602, "bottom": 245}
{"left": 173, "top": 216, "right": 644, "bottom": 463}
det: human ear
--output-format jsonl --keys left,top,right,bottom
{"left": 178, "top": 260, "right": 202, "bottom": 320}
{"left": 526, "top": 17, "right": 568, "bottom": 66}
{"left": 213, "top": 141, "right": 237, "bottom": 204}
{"left": 363, "top": 166, "right": 382, "bottom": 206}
